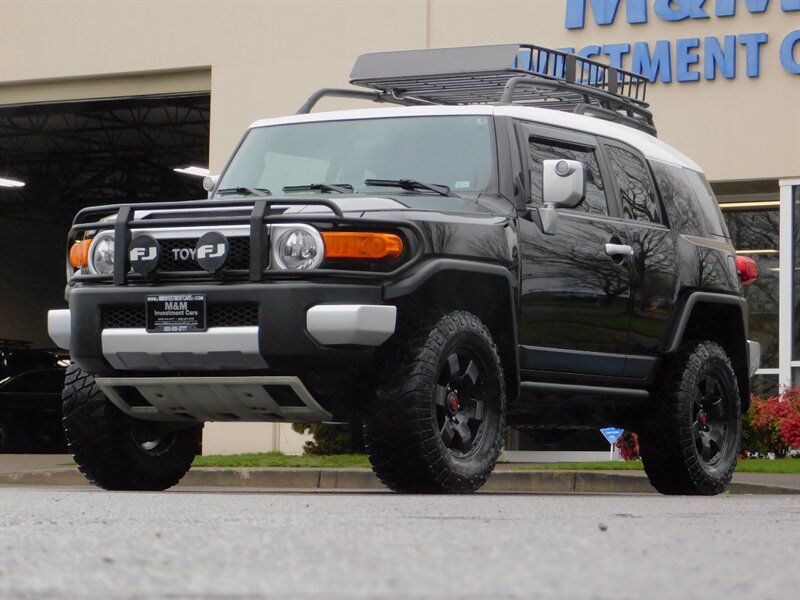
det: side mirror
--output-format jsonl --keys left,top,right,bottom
{"left": 539, "top": 159, "right": 586, "bottom": 235}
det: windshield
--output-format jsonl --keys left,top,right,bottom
{"left": 216, "top": 115, "right": 494, "bottom": 197}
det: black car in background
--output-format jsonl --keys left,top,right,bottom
{"left": 0, "top": 339, "right": 68, "bottom": 453}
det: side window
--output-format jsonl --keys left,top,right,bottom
{"left": 684, "top": 169, "right": 730, "bottom": 239}
{"left": 527, "top": 138, "right": 609, "bottom": 216}
{"left": 651, "top": 161, "right": 705, "bottom": 236}
{"left": 605, "top": 145, "right": 661, "bottom": 224}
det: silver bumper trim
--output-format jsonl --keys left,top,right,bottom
{"left": 306, "top": 304, "right": 396, "bottom": 346}
{"left": 95, "top": 375, "right": 331, "bottom": 422}
{"left": 747, "top": 340, "right": 761, "bottom": 377}
{"left": 101, "top": 327, "right": 266, "bottom": 371}
{"left": 48, "top": 309, "right": 71, "bottom": 350}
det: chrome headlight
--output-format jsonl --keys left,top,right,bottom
{"left": 88, "top": 230, "right": 115, "bottom": 275}
{"left": 273, "top": 225, "right": 324, "bottom": 270}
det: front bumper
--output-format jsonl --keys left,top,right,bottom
{"left": 49, "top": 282, "right": 396, "bottom": 374}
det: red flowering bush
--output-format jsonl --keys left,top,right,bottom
{"left": 615, "top": 431, "right": 640, "bottom": 460}
{"left": 741, "top": 386, "right": 800, "bottom": 457}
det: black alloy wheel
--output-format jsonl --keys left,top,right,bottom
{"left": 435, "top": 348, "right": 490, "bottom": 456}
{"left": 692, "top": 370, "right": 736, "bottom": 467}
{"left": 364, "top": 310, "right": 506, "bottom": 493}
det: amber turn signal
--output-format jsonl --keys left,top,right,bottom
{"left": 322, "top": 232, "right": 403, "bottom": 260}
{"left": 69, "top": 239, "right": 92, "bottom": 268}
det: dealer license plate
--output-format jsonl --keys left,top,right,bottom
{"left": 146, "top": 294, "right": 206, "bottom": 333}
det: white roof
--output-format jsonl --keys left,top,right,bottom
{"left": 250, "top": 104, "right": 702, "bottom": 172}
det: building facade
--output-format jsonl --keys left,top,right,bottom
{"left": 1, "top": 0, "right": 797, "bottom": 455}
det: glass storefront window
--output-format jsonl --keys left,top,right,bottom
{"left": 723, "top": 207, "right": 780, "bottom": 368}
{"left": 750, "top": 374, "right": 779, "bottom": 399}
{"left": 794, "top": 187, "right": 799, "bottom": 362}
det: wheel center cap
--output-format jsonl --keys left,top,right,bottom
{"left": 447, "top": 392, "right": 460, "bottom": 414}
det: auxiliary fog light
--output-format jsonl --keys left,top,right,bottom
{"left": 276, "top": 227, "right": 323, "bottom": 270}
{"left": 88, "top": 231, "right": 116, "bottom": 275}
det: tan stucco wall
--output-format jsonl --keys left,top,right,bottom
{"left": 1, "top": 0, "right": 798, "bottom": 182}
{"left": 201, "top": 423, "right": 311, "bottom": 456}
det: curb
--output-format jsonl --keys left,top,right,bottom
{"left": 1, "top": 467, "right": 797, "bottom": 494}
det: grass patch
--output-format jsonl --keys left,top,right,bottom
{"left": 734, "top": 458, "right": 800, "bottom": 473}
{"left": 191, "top": 453, "right": 799, "bottom": 474}
{"left": 192, "top": 452, "right": 370, "bottom": 469}
{"left": 512, "top": 458, "right": 800, "bottom": 474}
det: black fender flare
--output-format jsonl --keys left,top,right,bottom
{"left": 383, "top": 258, "right": 520, "bottom": 401}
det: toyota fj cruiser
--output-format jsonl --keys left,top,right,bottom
{"left": 48, "top": 44, "right": 760, "bottom": 494}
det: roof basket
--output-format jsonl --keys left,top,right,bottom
{"left": 298, "top": 44, "right": 657, "bottom": 136}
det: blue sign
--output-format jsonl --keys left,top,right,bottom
{"left": 562, "top": 0, "right": 800, "bottom": 80}
{"left": 600, "top": 427, "right": 625, "bottom": 444}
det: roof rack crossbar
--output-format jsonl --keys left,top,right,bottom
{"left": 499, "top": 76, "right": 656, "bottom": 136}
{"left": 296, "top": 87, "right": 431, "bottom": 115}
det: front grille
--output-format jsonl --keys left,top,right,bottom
{"left": 156, "top": 236, "right": 250, "bottom": 272}
{"left": 103, "top": 303, "right": 259, "bottom": 329}
{"left": 208, "top": 304, "right": 259, "bottom": 327}
{"left": 104, "top": 306, "right": 145, "bottom": 329}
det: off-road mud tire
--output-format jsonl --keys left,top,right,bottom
{"left": 62, "top": 364, "right": 201, "bottom": 491}
{"left": 638, "top": 340, "right": 740, "bottom": 495}
{"left": 363, "top": 311, "right": 505, "bottom": 493}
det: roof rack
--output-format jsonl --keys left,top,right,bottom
{"left": 297, "top": 44, "right": 656, "bottom": 136}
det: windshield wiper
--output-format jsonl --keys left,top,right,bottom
{"left": 282, "top": 183, "right": 354, "bottom": 194}
{"left": 216, "top": 186, "right": 272, "bottom": 197}
{"left": 364, "top": 178, "right": 454, "bottom": 197}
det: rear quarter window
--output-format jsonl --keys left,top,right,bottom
{"left": 650, "top": 161, "right": 705, "bottom": 236}
{"left": 684, "top": 169, "right": 730, "bottom": 239}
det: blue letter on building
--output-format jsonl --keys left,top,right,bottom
{"left": 676, "top": 38, "right": 702, "bottom": 81}
{"left": 565, "top": 0, "right": 647, "bottom": 29}
{"left": 603, "top": 43, "right": 631, "bottom": 68}
{"left": 704, "top": 36, "right": 736, "bottom": 79}
{"left": 780, "top": 30, "right": 800, "bottom": 73}
{"left": 654, "top": 0, "right": 709, "bottom": 21}
{"left": 739, "top": 32, "right": 768, "bottom": 77}
{"left": 632, "top": 41, "right": 672, "bottom": 83}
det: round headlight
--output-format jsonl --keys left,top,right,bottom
{"left": 275, "top": 228, "right": 323, "bottom": 270}
{"left": 88, "top": 231, "right": 115, "bottom": 275}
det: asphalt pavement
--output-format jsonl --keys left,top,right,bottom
{"left": 1, "top": 487, "right": 798, "bottom": 599}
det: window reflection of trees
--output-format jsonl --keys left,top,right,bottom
{"left": 651, "top": 162, "right": 704, "bottom": 236}
{"left": 794, "top": 190, "right": 800, "bottom": 362}
{"left": 724, "top": 208, "right": 780, "bottom": 368}
{"left": 527, "top": 140, "right": 608, "bottom": 215}
{"left": 606, "top": 146, "right": 659, "bottom": 223}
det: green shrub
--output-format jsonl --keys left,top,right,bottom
{"left": 741, "top": 386, "right": 800, "bottom": 457}
{"left": 291, "top": 421, "right": 365, "bottom": 455}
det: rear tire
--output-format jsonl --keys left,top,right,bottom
{"left": 62, "top": 364, "right": 201, "bottom": 491}
{"left": 363, "top": 311, "right": 505, "bottom": 493}
{"left": 638, "top": 341, "right": 740, "bottom": 495}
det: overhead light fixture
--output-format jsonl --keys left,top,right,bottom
{"left": 720, "top": 200, "right": 780, "bottom": 210}
{"left": 0, "top": 177, "right": 25, "bottom": 188}
{"left": 736, "top": 249, "right": 779, "bottom": 255}
{"left": 173, "top": 166, "right": 210, "bottom": 177}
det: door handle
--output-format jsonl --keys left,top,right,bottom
{"left": 605, "top": 243, "right": 634, "bottom": 258}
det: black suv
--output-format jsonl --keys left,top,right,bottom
{"left": 48, "top": 44, "right": 759, "bottom": 494}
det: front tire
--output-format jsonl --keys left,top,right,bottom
{"left": 638, "top": 341, "right": 741, "bottom": 495}
{"left": 62, "top": 364, "right": 201, "bottom": 491}
{"left": 364, "top": 311, "right": 506, "bottom": 493}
